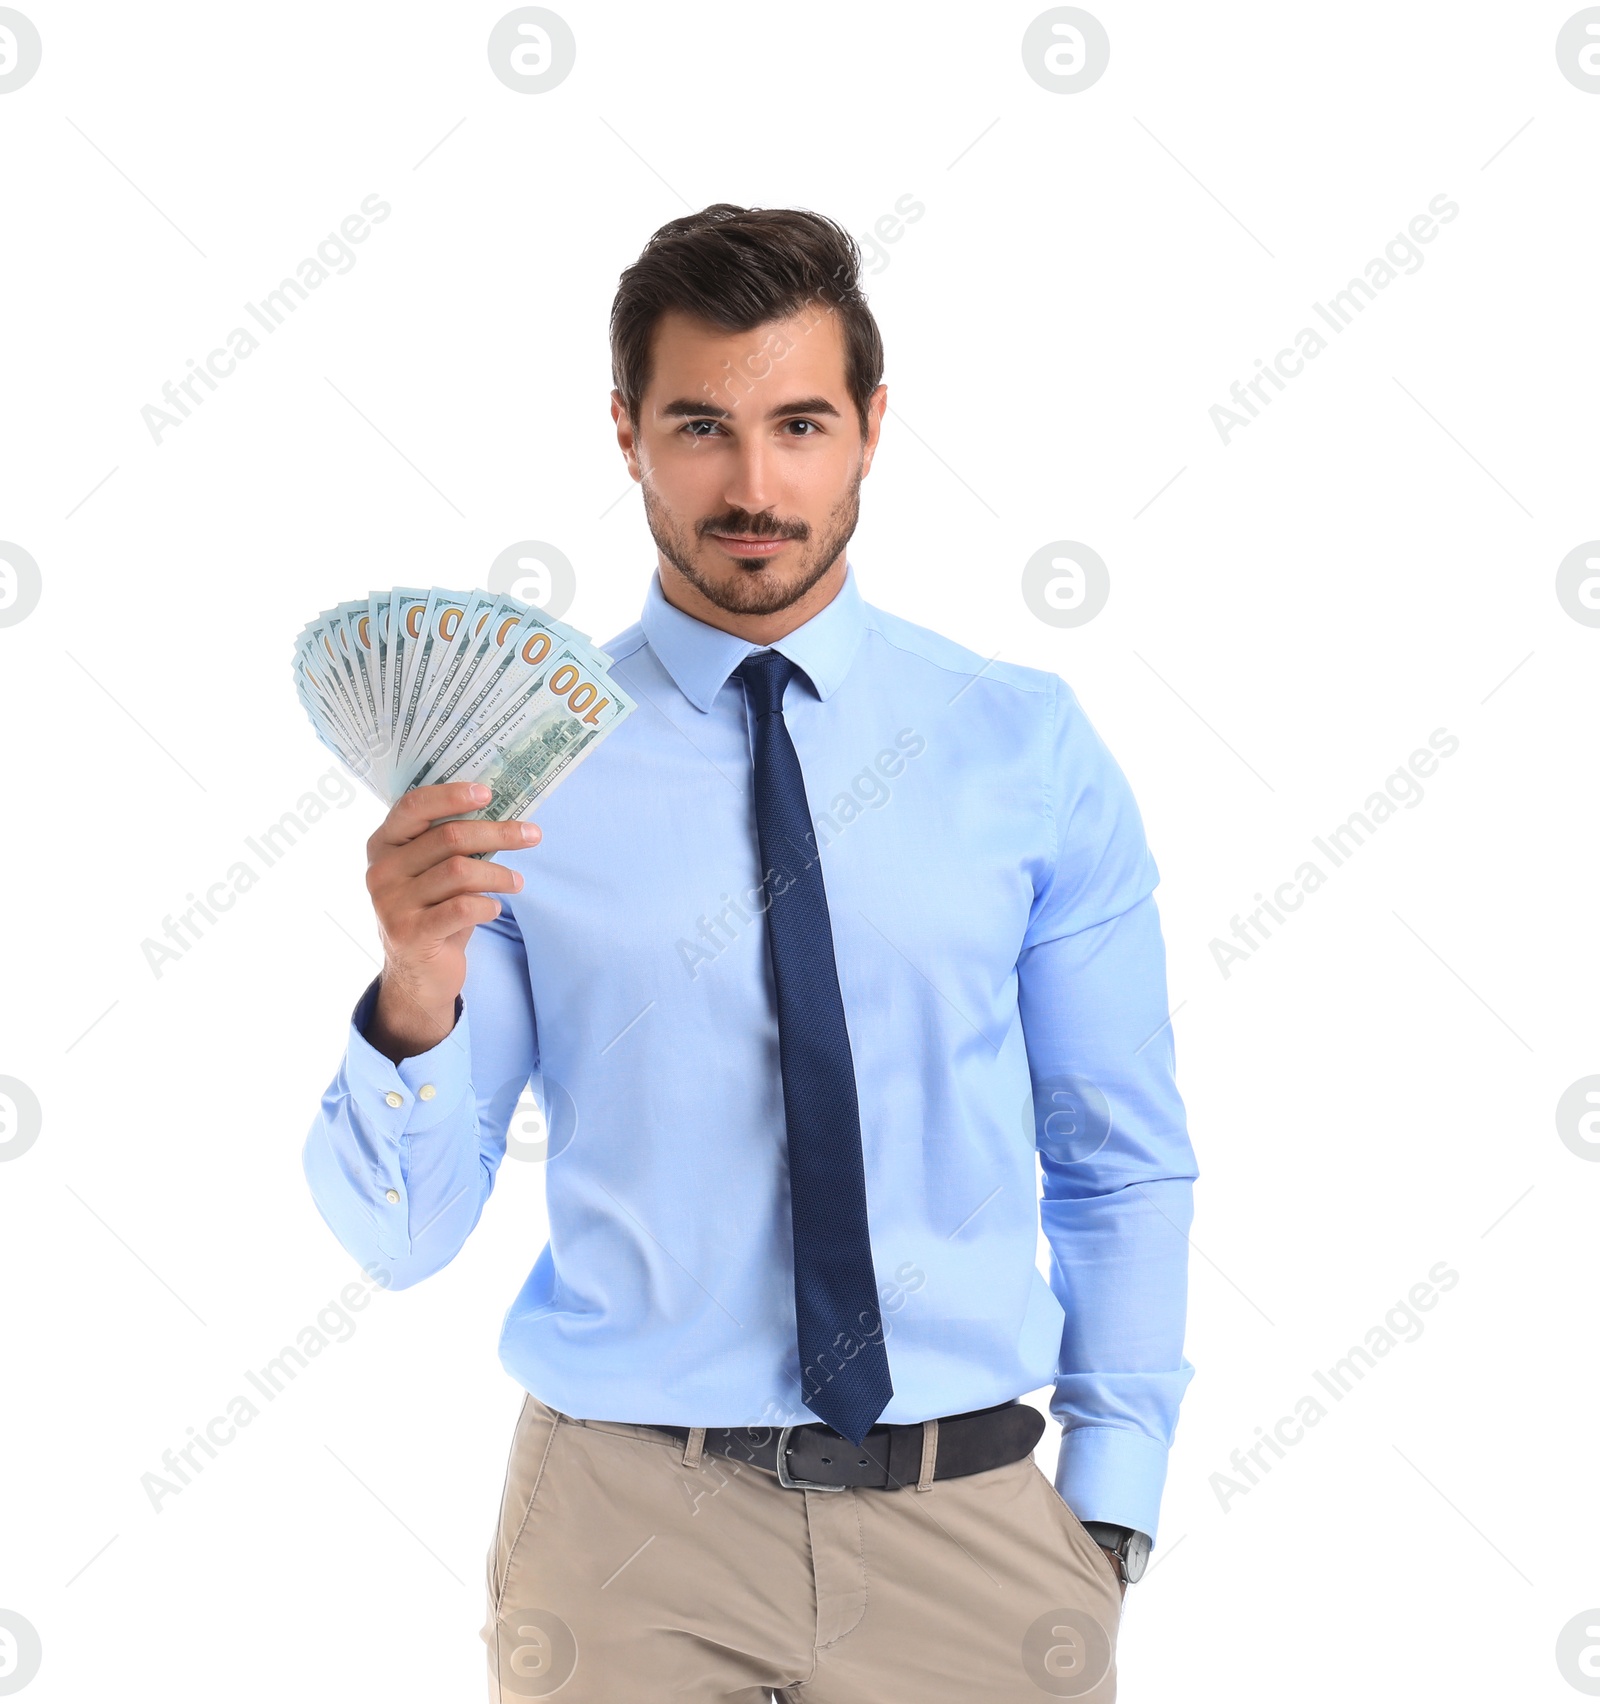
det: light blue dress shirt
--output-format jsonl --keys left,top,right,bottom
{"left": 302, "top": 561, "right": 1197, "bottom": 1542}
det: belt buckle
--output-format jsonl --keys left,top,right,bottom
{"left": 774, "top": 1424, "right": 850, "bottom": 1491}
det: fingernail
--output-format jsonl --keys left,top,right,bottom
{"left": 519, "top": 822, "right": 540, "bottom": 842}
{"left": 470, "top": 784, "right": 491, "bottom": 801}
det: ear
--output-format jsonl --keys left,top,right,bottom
{"left": 612, "top": 389, "right": 642, "bottom": 481}
{"left": 860, "top": 384, "right": 888, "bottom": 477}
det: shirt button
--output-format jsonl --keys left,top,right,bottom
{"left": 384, "top": 1091, "right": 404, "bottom": 1108}
{"left": 418, "top": 1083, "right": 436, "bottom": 1101}
{"left": 385, "top": 1189, "right": 399, "bottom": 1203}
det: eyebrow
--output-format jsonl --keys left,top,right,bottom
{"left": 656, "top": 394, "right": 842, "bottom": 422}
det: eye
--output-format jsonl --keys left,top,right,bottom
{"left": 679, "top": 420, "right": 722, "bottom": 438}
{"left": 785, "top": 419, "right": 821, "bottom": 436}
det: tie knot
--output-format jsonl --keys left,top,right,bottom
{"left": 736, "top": 649, "right": 800, "bottom": 716}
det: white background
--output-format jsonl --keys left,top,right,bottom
{"left": 2, "top": 2, "right": 1597, "bottom": 1699}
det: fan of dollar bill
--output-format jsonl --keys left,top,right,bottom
{"left": 292, "top": 586, "right": 634, "bottom": 841}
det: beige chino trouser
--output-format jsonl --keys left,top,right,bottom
{"left": 482, "top": 1392, "right": 1123, "bottom": 1702}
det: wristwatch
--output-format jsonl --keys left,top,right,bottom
{"left": 1080, "top": 1521, "right": 1151, "bottom": 1585}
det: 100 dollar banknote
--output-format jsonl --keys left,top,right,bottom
{"left": 291, "top": 585, "right": 635, "bottom": 834}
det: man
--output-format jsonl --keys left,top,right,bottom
{"left": 303, "top": 203, "right": 1197, "bottom": 1703}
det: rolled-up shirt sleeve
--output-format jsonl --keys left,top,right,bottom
{"left": 1017, "top": 674, "right": 1198, "bottom": 1546}
{"left": 301, "top": 901, "right": 539, "bottom": 1290}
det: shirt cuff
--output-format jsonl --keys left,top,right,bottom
{"left": 345, "top": 974, "right": 470, "bottom": 1138}
{"left": 1053, "top": 1425, "right": 1173, "bottom": 1547}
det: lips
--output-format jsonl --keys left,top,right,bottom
{"left": 709, "top": 532, "right": 793, "bottom": 557}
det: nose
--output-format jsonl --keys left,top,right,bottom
{"left": 720, "top": 433, "right": 777, "bottom": 520}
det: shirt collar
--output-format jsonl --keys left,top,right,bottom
{"left": 639, "top": 558, "right": 868, "bottom": 713}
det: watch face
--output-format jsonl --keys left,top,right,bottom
{"left": 1123, "top": 1531, "right": 1152, "bottom": 1584}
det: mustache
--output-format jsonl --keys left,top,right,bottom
{"left": 700, "top": 513, "right": 809, "bottom": 540}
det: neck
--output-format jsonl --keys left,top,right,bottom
{"left": 657, "top": 554, "right": 847, "bottom": 645}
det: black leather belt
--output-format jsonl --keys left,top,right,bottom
{"left": 654, "top": 1399, "right": 1045, "bottom": 1491}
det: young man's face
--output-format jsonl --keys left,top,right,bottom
{"left": 613, "top": 304, "right": 886, "bottom": 619}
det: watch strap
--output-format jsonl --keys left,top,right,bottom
{"left": 1080, "top": 1520, "right": 1150, "bottom": 1584}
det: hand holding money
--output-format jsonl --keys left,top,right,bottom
{"left": 292, "top": 586, "right": 635, "bottom": 1061}
{"left": 362, "top": 782, "right": 534, "bottom": 1063}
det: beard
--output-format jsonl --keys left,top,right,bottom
{"left": 641, "top": 463, "right": 863, "bottom": 618}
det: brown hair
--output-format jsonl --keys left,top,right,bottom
{"left": 609, "top": 203, "right": 884, "bottom": 439}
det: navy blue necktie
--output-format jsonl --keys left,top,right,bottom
{"left": 736, "top": 649, "right": 893, "bottom": 1448}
